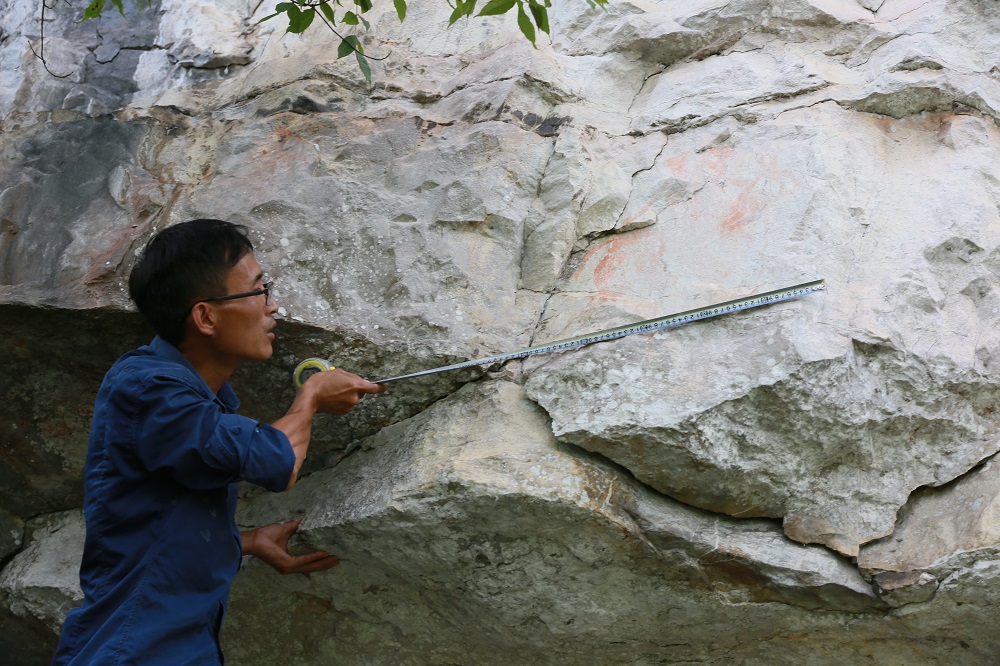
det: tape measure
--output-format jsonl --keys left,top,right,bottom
{"left": 293, "top": 280, "right": 825, "bottom": 386}
{"left": 293, "top": 358, "right": 335, "bottom": 388}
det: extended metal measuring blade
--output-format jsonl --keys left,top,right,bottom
{"left": 373, "top": 279, "right": 826, "bottom": 383}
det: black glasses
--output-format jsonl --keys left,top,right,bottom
{"left": 185, "top": 281, "right": 273, "bottom": 318}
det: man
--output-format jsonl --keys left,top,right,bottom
{"left": 52, "top": 219, "right": 386, "bottom": 664}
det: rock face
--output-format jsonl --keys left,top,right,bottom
{"left": 3, "top": 0, "right": 1000, "bottom": 662}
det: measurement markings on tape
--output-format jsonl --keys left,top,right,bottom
{"left": 361, "top": 279, "right": 826, "bottom": 384}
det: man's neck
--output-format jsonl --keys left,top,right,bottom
{"left": 176, "top": 339, "right": 235, "bottom": 394}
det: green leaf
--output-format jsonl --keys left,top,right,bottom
{"left": 258, "top": 2, "right": 296, "bottom": 24}
{"left": 448, "top": 1, "right": 466, "bottom": 25}
{"left": 318, "top": 1, "right": 337, "bottom": 23}
{"left": 449, "top": 0, "right": 477, "bottom": 23}
{"left": 343, "top": 11, "right": 359, "bottom": 25}
{"left": 356, "top": 52, "right": 372, "bottom": 83}
{"left": 393, "top": 0, "right": 407, "bottom": 21}
{"left": 337, "top": 35, "right": 362, "bottom": 59}
{"left": 110, "top": 0, "right": 124, "bottom": 15}
{"left": 286, "top": 6, "right": 316, "bottom": 33}
{"left": 83, "top": 0, "right": 105, "bottom": 20}
{"left": 516, "top": 1, "right": 535, "bottom": 46}
{"left": 528, "top": 1, "right": 549, "bottom": 34}
{"left": 478, "top": 0, "right": 516, "bottom": 16}
{"left": 356, "top": 0, "right": 373, "bottom": 12}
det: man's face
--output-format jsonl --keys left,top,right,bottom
{"left": 209, "top": 252, "right": 279, "bottom": 363}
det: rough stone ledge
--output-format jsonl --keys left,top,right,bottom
{"left": 526, "top": 299, "right": 1000, "bottom": 549}
{"left": 243, "top": 381, "right": 885, "bottom": 614}
{"left": 859, "top": 455, "right": 1000, "bottom": 609}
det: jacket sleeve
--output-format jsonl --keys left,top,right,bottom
{"left": 118, "top": 369, "right": 295, "bottom": 492}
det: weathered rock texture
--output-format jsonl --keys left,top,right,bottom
{"left": 3, "top": 0, "right": 1000, "bottom": 662}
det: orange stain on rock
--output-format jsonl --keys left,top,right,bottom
{"left": 665, "top": 145, "right": 732, "bottom": 179}
{"left": 701, "top": 145, "right": 733, "bottom": 179}
{"left": 667, "top": 143, "right": 788, "bottom": 238}
{"left": 664, "top": 152, "right": 691, "bottom": 175}
{"left": 719, "top": 189, "right": 759, "bottom": 236}
{"left": 250, "top": 121, "right": 314, "bottom": 174}
{"left": 716, "top": 152, "right": 785, "bottom": 238}
{"left": 590, "top": 226, "right": 661, "bottom": 292}
{"left": 592, "top": 237, "right": 629, "bottom": 289}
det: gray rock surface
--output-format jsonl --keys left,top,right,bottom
{"left": 227, "top": 381, "right": 886, "bottom": 664}
{"left": 0, "top": 511, "right": 84, "bottom": 633}
{"left": 4, "top": 0, "right": 1000, "bottom": 662}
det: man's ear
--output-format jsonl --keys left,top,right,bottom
{"left": 189, "top": 302, "right": 217, "bottom": 337}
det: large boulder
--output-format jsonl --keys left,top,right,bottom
{"left": 4, "top": 0, "right": 1000, "bottom": 662}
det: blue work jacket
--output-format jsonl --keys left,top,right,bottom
{"left": 52, "top": 337, "right": 295, "bottom": 665}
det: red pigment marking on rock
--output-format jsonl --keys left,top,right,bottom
{"left": 701, "top": 145, "right": 733, "bottom": 179}
{"left": 591, "top": 227, "right": 658, "bottom": 291}
{"left": 252, "top": 123, "right": 314, "bottom": 173}
{"left": 719, "top": 194, "right": 756, "bottom": 236}
{"left": 717, "top": 152, "right": 785, "bottom": 238}
{"left": 664, "top": 152, "right": 691, "bottom": 174}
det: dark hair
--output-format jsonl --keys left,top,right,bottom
{"left": 129, "top": 219, "right": 254, "bottom": 345}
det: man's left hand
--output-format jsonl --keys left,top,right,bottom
{"left": 241, "top": 518, "right": 339, "bottom": 575}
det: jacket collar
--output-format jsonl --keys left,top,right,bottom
{"left": 148, "top": 336, "right": 240, "bottom": 412}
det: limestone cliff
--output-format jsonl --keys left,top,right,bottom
{"left": 3, "top": 0, "right": 1000, "bottom": 663}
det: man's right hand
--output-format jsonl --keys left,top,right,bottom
{"left": 303, "top": 367, "right": 387, "bottom": 415}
